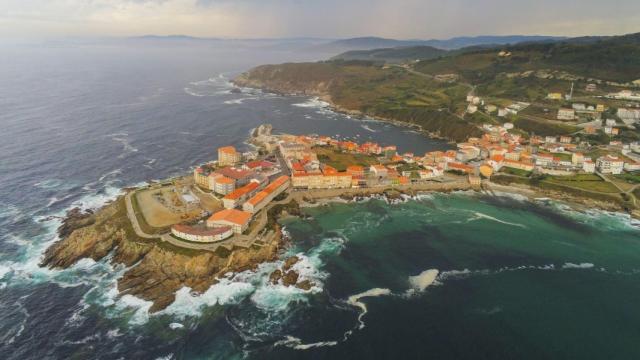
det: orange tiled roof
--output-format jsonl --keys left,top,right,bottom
{"left": 209, "top": 209, "right": 252, "bottom": 226}
{"left": 216, "top": 176, "right": 235, "bottom": 185}
{"left": 215, "top": 167, "right": 254, "bottom": 180}
{"left": 346, "top": 165, "right": 364, "bottom": 173}
{"left": 223, "top": 182, "right": 259, "bottom": 200}
{"left": 218, "top": 146, "right": 237, "bottom": 154}
{"left": 247, "top": 176, "right": 289, "bottom": 206}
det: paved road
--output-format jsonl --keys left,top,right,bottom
{"left": 598, "top": 171, "right": 640, "bottom": 206}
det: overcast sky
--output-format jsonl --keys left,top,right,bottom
{"left": 1, "top": 0, "right": 639, "bottom": 40}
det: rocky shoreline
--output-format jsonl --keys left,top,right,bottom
{"left": 233, "top": 77, "right": 455, "bottom": 143}
{"left": 39, "top": 180, "right": 637, "bottom": 313}
{"left": 40, "top": 195, "right": 287, "bottom": 312}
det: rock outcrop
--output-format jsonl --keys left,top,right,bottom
{"left": 40, "top": 194, "right": 283, "bottom": 312}
{"left": 268, "top": 255, "right": 315, "bottom": 290}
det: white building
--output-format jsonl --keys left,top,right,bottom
{"left": 557, "top": 108, "right": 576, "bottom": 121}
{"left": 583, "top": 160, "right": 596, "bottom": 173}
{"left": 596, "top": 155, "right": 624, "bottom": 175}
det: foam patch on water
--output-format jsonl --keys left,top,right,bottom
{"left": 274, "top": 335, "right": 338, "bottom": 350}
{"left": 466, "top": 211, "right": 527, "bottom": 228}
{"left": 407, "top": 269, "right": 439, "bottom": 292}
{"left": 346, "top": 288, "right": 392, "bottom": 330}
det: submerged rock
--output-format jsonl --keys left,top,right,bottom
{"left": 295, "top": 280, "right": 313, "bottom": 291}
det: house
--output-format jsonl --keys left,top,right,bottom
{"left": 560, "top": 136, "right": 572, "bottom": 144}
{"left": 448, "top": 162, "right": 474, "bottom": 174}
{"left": 503, "top": 160, "right": 534, "bottom": 172}
{"left": 243, "top": 160, "right": 276, "bottom": 171}
{"left": 547, "top": 93, "right": 563, "bottom": 100}
{"left": 242, "top": 175, "right": 290, "bottom": 213}
{"left": 624, "top": 162, "right": 640, "bottom": 172}
{"left": 214, "top": 167, "right": 255, "bottom": 187}
{"left": 583, "top": 159, "right": 596, "bottom": 173}
{"left": 212, "top": 175, "right": 235, "bottom": 195}
{"left": 617, "top": 108, "right": 640, "bottom": 122}
{"left": 596, "top": 155, "right": 624, "bottom": 174}
{"left": 571, "top": 153, "right": 584, "bottom": 166}
{"left": 585, "top": 84, "right": 597, "bottom": 92}
{"left": 505, "top": 151, "right": 521, "bottom": 161}
{"left": 557, "top": 108, "right": 576, "bottom": 121}
{"left": 207, "top": 209, "right": 252, "bottom": 234}
{"left": 572, "top": 103, "right": 586, "bottom": 111}
{"left": 370, "top": 165, "right": 388, "bottom": 178}
{"left": 222, "top": 181, "right": 261, "bottom": 209}
{"left": 545, "top": 136, "right": 557, "bottom": 144}
{"left": 535, "top": 153, "right": 554, "bottom": 167}
{"left": 218, "top": 146, "right": 241, "bottom": 166}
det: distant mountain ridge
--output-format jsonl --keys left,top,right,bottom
{"left": 315, "top": 35, "right": 566, "bottom": 53}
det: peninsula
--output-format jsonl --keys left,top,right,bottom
{"left": 234, "top": 32, "right": 640, "bottom": 218}
{"left": 40, "top": 125, "right": 479, "bottom": 311}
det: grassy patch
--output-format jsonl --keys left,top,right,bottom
{"left": 615, "top": 172, "right": 640, "bottom": 184}
{"left": 500, "top": 167, "right": 532, "bottom": 177}
{"left": 544, "top": 174, "right": 619, "bottom": 193}
{"left": 314, "top": 147, "right": 379, "bottom": 171}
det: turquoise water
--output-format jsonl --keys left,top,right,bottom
{"left": 255, "top": 192, "right": 640, "bottom": 359}
{"left": 1, "top": 40, "right": 640, "bottom": 359}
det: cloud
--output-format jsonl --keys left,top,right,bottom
{"left": 0, "top": 0, "right": 638, "bottom": 39}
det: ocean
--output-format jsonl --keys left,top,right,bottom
{"left": 1, "top": 40, "right": 639, "bottom": 360}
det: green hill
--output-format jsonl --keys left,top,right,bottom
{"left": 331, "top": 46, "right": 450, "bottom": 63}
{"left": 414, "top": 33, "right": 640, "bottom": 83}
{"left": 235, "top": 32, "right": 640, "bottom": 142}
{"left": 235, "top": 61, "right": 481, "bottom": 141}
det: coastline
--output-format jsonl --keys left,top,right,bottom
{"left": 232, "top": 78, "right": 457, "bottom": 143}
{"left": 39, "top": 173, "right": 638, "bottom": 314}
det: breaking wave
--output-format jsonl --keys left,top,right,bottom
{"left": 292, "top": 97, "right": 330, "bottom": 109}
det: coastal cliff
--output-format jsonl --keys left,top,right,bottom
{"left": 234, "top": 62, "right": 483, "bottom": 142}
{"left": 40, "top": 195, "right": 283, "bottom": 312}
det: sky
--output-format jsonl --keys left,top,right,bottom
{"left": 1, "top": 0, "right": 639, "bottom": 40}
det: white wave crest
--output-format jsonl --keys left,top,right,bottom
{"left": 360, "top": 124, "right": 377, "bottom": 133}
{"left": 224, "top": 98, "right": 245, "bottom": 105}
{"left": 562, "top": 262, "right": 594, "bottom": 269}
{"left": 162, "top": 279, "right": 255, "bottom": 318}
{"left": 169, "top": 323, "right": 184, "bottom": 330}
{"left": 292, "top": 97, "right": 330, "bottom": 109}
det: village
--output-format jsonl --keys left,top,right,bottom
{"left": 127, "top": 111, "right": 640, "bottom": 249}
